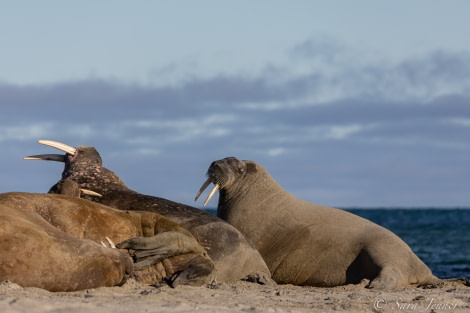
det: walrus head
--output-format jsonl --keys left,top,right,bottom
{"left": 195, "top": 157, "right": 258, "bottom": 206}
{"left": 24, "top": 140, "right": 127, "bottom": 194}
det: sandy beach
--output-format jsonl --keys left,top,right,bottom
{"left": 1, "top": 278, "right": 468, "bottom": 313}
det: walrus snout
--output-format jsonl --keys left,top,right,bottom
{"left": 194, "top": 161, "right": 222, "bottom": 205}
{"left": 195, "top": 157, "right": 247, "bottom": 206}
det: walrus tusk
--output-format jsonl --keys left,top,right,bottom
{"left": 195, "top": 177, "right": 220, "bottom": 206}
{"left": 24, "top": 154, "right": 66, "bottom": 162}
{"left": 80, "top": 189, "right": 102, "bottom": 197}
{"left": 101, "top": 237, "right": 116, "bottom": 249}
{"left": 195, "top": 177, "right": 212, "bottom": 202}
{"left": 37, "top": 140, "right": 76, "bottom": 155}
{"left": 106, "top": 237, "right": 116, "bottom": 249}
{"left": 24, "top": 140, "right": 77, "bottom": 162}
{"left": 203, "top": 184, "right": 219, "bottom": 207}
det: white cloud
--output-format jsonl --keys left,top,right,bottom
{"left": 301, "top": 124, "right": 374, "bottom": 142}
{"left": 238, "top": 101, "right": 284, "bottom": 111}
{"left": 446, "top": 117, "right": 470, "bottom": 127}
{"left": 114, "top": 114, "right": 235, "bottom": 148}
{"left": 327, "top": 125, "right": 364, "bottom": 140}
{"left": 0, "top": 123, "right": 56, "bottom": 142}
{"left": 267, "top": 148, "right": 286, "bottom": 157}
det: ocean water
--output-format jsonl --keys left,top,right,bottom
{"left": 205, "top": 208, "right": 470, "bottom": 279}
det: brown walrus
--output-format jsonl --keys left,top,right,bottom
{"left": 0, "top": 190, "right": 215, "bottom": 291}
{"left": 196, "top": 157, "right": 441, "bottom": 290}
{"left": 0, "top": 201, "right": 132, "bottom": 292}
{"left": 24, "top": 140, "right": 273, "bottom": 285}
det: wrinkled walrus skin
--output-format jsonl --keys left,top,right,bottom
{"left": 0, "top": 192, "right": 214, "bottom": 291}
{"left": 196, "top": 157, "right": 441, "bottom": 290}
{"left": 25, "top": 140, "right": 272, "bottom": 285}
{"left": 0, "top": 202, "right": 132, "bottom": 292}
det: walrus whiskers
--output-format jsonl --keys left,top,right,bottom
{"left": 196, "top": 170, "right": 228, "bottom": 206}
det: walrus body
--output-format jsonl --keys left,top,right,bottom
{"left": 0, "top": 192, "right": 214, "bottom": 291}
{"left": 196, "top": 157, "right": 440, "bottom": 290}
{"left": 0, "top": 201, "right": 131, "bottom": 292}
{"left": 25, "top": 140, "right": 272, "bottom": 284}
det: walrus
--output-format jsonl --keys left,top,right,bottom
{"left": 195, "top": 157, "right": 440, "bottom": 290}
{"left": 24, "top": 140, "right": 272, "bottom": 285}
{"left": 0, "top": 190, "right": 215, "bottom": 291}
{"left": 0, "top": 202, "right": 132, "bottom": 292}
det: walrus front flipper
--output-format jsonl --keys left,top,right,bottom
{"left": 117, "top": 231, "right": 215, "bottom": 287}
{"left": 117, "top": 231, "right": 207, "bottom": 268}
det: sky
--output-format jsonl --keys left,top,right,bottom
{"left": 1, "top": 1, "right": 469, "bottom": 208}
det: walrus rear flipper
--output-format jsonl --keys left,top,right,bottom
{"left": 117, "top": 231, "right": 215, "bottom": 287}
{"left": 166, "top": 254, "right": 215, "bottom": 287}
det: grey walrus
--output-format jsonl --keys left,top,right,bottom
{"left": 0, "top": 189, "right": 215, "bottom": 291}
{"left": 24, "top": 140, "right": 272, "bottom": 285}
{"left": 196, "top": 157, "right": 440, "bottom": 290}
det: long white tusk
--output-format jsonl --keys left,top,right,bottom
{"left": 106, "top": 237, "right": 116, "bottom": 249}
{"left": 203, "top": 184, "right": 219, "bottom": 207}
{"left": 38, "top": 139, "right": 76, "bottom": 155}
{"left": 195, "top": 177, "right": 212, "bottom": 201}
{"left": 23, "top": 154, "right": 66, "bottom": 162}
{"left": 80, "top": 189, "right": 102, "bottom": 197}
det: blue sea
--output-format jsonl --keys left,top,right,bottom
{"left": 205, "top": 208, "right": 470, "bottom": 279}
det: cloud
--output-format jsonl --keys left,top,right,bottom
{"left": 287, "top": 38, "right": 470, "bottom": 103}
{"left": 0, "top": 123, "right": 57, "bottom": 142}
{"left": 2, "top": 53, "right": 469, "bottom": 155}
{"left": 267, "top": 148, "right": 286, "bottom": 157}
{"left": 1, "top": 40, "right": 470, "bottom": 206}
